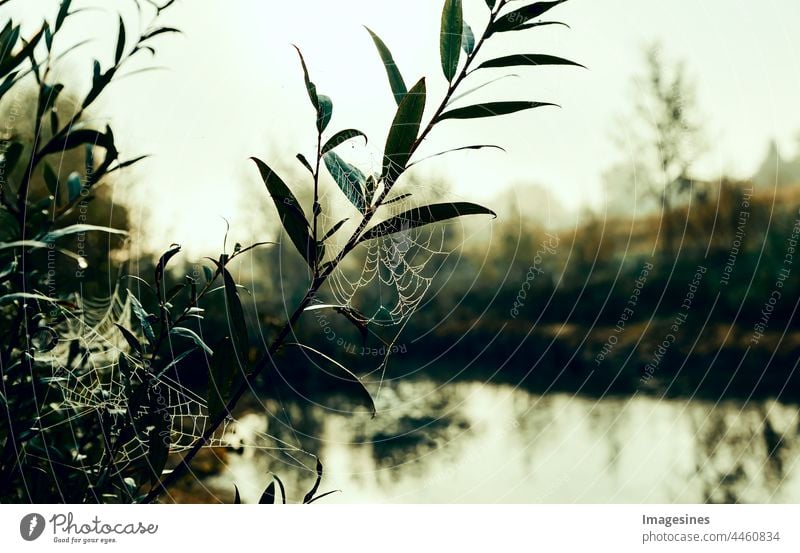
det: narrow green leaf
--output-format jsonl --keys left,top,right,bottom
{"left": 293, "top": 45, "right": 319, "bottom": 110}
{"left": 114, "top": 323, "right": 142, "bottom": 354}
{"left": 129, "top": 294, "right": 156, "bottom": 345}
{"left": 360, "top": 202, "right": 496, "bottom": 242}
{"left": 461, "top": 21, "right": 475, "bottom": 55}
{"left": 296, "top": 153, "right": 314, "bottom": 176}
{"left": 382, "top": 78, "right": 426, "bottom": 186}
{"left": 365, "top": 27, "right": 407, "bottom": 105}
{"left": 67, "top": 172, "right": 82, "bottom": 202}
{"left": 259, "top": 479, "right": 276, "bottom": 504}
{"left": 207, "top": 336, "right": 237, "bottom": 419}
{"left": 321, "top": 218, "right": 349, "bottom": 242}
{"left": 324, "top": 152, "right": 366, "bottom": 212}
{"left": 43, "top": 224, "right": 127, "bottom": 241}
{"left": 304, "top": 304, "right": 369, "bottom": 343}
{"left": 477, "top": 54, "right": 584, "bottom": 71}
{"left": 115, "top": 16, "right": 126, "bottom": 64}
{"left": 170, "top": 327, "right": 213, "bottom": 355}
{"left": 317, "top": 94, "right": 333, "bottom": 132}
{"left": 251, "top": 157, "right": 315, "bottom": 267}
{"left": 303, "top": 458, "right": 324, "bottom": 504}
{"left": 0, "top": 141, "right": 23, "bottom": 175}
{"left": 56, "top": 0, "right": 72, "bottom": 31}
{"left": 38, "top": 127, "right": 113, "bottom": 157}
{"left": 409, "top": 144, "right": 505, "bottom": 167}
{"left": 485, "top": 0, "right": 497, "bottom": 9}
{"left": 321, "top": 129, "right": 367, "bottom": 155}
{"left": 140, "top": 27, "right": 181, "bottom": 41}
{"left": 42, "top": 163, "right": 59, "bottom": 197}
{"left": 287, "top": 343, "right": 376, "bottom": 417}
{"left": 440, "top": 0, "right": 463, "bottom": 81}
{"left": 155, "top": 243, "right": 181, "bottom": 297}
{"left": 218, "top": 264, "right": 248, "bottom": 360}
{"left": 490, "top": 1, "right": 568, "bottom": 34}
{"left": 500, "top": 21, "right": 570, "bottom": 32}
{"left": 382, "top": 193, "right": 412, "bottom": 206}
{"left": 306, "top": 490, "right": 341, "bottom": 504}
{"left": 274, "top": 474, "right": 287, "bottom": 504}
{"left": 437, "top": 101, "right": 558, "bottom": 122}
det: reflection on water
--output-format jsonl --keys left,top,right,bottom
{"left": 206, "top": 381, "right": 800, "bottom": 503}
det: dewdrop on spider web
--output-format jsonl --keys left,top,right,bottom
{"left": 35, "top": 286, "right": 311, "bottom": 474}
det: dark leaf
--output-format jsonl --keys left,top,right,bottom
{"left": 317, "top": 94, "right": 333, "bottom": 132}
{"left": 155, "top": 243, "right": 181, "bottom": 299}
{"left": 287, "top": 343, "right": 376, "bottom": 417}
{"left": 409, "top": 145, "right": 505, "bottom": 167}
{"left": 304, "top": 304, "right": 369, "bottom": 343}
{"left": 0, "top": 23, "right": 45, "bottom": 79}
{"left": 217, "top": 263, "right": 248, "bottom": 360}
{"left": 207, "top": 336, "right": 238, "bottom": 419}
{"left": 461, "top": 21, "right": 475, "bottom": 55}
{"left": 129, "top": 294, "right": 156, "bottom": 345}
{"left": 490, "top": 1, "right": 568, "bottom": 34}
{"left": 382, "top": 78, "right": 426, "bottom": 186}
{"left": 382, "top": 193, "right": 412, "bottom": 206}
{"left": 38, "top": 127, "right": 114, "bottom": 158}
{"left": 321, "top": 129, "right": 367, "bottom": 155}
{"left": 170, "top": 327, "right": 213, "bottom": 355}
{"left": 293, "top": 45, "right": 318, "bottom": 110}
{"left": 321, "top": 218, "right": 349, "bottom": 242}
{"left": 440, "top": 0, "right": 463, "bottom": 82}
{"left": 360, "top": 202, "right": 496, "bottom": 242}
{"left": 43, "top": 224, "right": 127, "bottom": 241}
{"left": 0, "top": 141, "right": 23, "bottom": 175}
{"left": 259, "top": 479, "right": 275, "bottom": 504}
{"left": 42, "top": 163, "right": 60, "bottom": 197}
{"left": 114, "top": 323, "right": 142, "bottom": 354}
{"left": 140, "top": 27, "right": 181, "bottom": 41}
{"left": 233, "top": 484, "right": 241, "bottom": 504}
{"left": 296, "top": 153, "right": 314, "bottom": 176}
{"left": 485, "top": 0, "right": 497, "bottom": 9}
{"left": 365, "top": 27, "right": 407, "bottom": 105}
{"left": 55, "top": 0, "right": 72, "bottom": 31}
{"left": 274, "top": 474, "right": 287, "bottom": 504}
{"left": 306, "top": 490, "right": 341, "bottom": 504}
{"left": 67, "top": 172, "right": 82, "bottom": 202}
{"left": 202, "top": 266, "right": 214, "bottom": 283}
{"left": 324, "top": 152, "right": 366, "bottom": 212}
{"left": 501, "top": 21, "right": 570, "bottom": 32}
{"left": 437, "top": 101, "right": 557, "bottom": 122}
{"left": 303, "top": 458, "right": 324, "bottom": 504}
{"left": 476, "top": 53, "right": 584, "bottom": 71}
{"left": 115, "top": 16, "right": 126, "bottom": 64}
{"left": 251, "top": 157, "right": 316, "bottom": 266}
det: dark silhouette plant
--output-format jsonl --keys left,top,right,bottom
{"left": 0, "top": 0, "right": 579, "bottom": 504}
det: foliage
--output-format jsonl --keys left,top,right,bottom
{"left": 0, "top": 0, "right": 578, "bottom": 503}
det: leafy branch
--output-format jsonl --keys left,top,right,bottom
{"left": 142, "top": 0, "right": 579, "bottom": 502}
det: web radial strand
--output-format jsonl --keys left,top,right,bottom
{"left": 37, "top": 288, "right": 307, "bottom": 474}
{"left": 321, "top": 202, "right": 450, "bottom": 328}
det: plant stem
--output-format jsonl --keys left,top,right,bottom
{"left": 142, "top": 6, "right": 502, "bottom": 504}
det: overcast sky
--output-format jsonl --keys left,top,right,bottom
{"left": 7, "top": 0, "right": 800, "bottom": 252}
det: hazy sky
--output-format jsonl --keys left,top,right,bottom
{"left": 7, "top": 0, "right": 800, "bottom": 252}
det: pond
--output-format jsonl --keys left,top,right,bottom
{"left": 200, "top": 380, "right": 800, "bottom": 503}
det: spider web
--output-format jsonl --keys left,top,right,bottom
{"left": 34, "top": 286, "right": 310, "bottom": 478}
